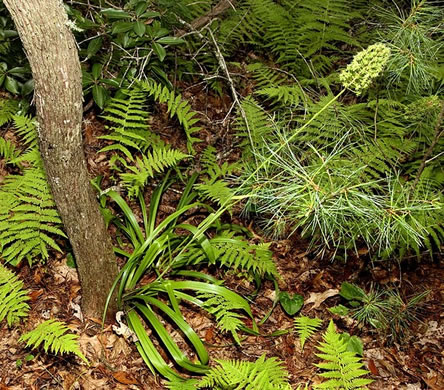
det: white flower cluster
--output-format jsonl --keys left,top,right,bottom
{"left": 65, "top": 19, "right": 83, "bottom": 33}
{"left": 340, "top": 43, "right": 391, "bottom": 95}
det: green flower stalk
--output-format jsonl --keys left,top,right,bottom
{"left": 340, "top": 43, "right": 391, "bottom": 95}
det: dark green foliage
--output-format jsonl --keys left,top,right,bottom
{"left": 140, "top": 79, "right": 202, "bottom": 152}
{"left": 0, "top": 263, "right": 30, "bottom": 326}
{"left": 99, "top": 175, "right": 276, "bottom": 379}
{"left": 19, "top": 319, "right": 88, "bottom": 364}
{"left": 219, "top": 0, "right": 361, "bottom": 74}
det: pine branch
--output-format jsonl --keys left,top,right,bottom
{"left": 412, "top": 101, "right": 444, "bottom": 192}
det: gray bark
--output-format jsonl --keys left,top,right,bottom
{"left": 4, "top": 0, "right": 118, "bottom": 320}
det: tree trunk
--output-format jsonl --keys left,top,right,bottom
{"left": 4, "top": 0, "right": 118, "bottom": 320}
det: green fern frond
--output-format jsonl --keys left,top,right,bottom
{"left": 0, "top": 166, "right": 66, "bottom": 265}
{"left": 314, "top": 320, "right": 373, "bottom": 389}
{"left": 140, "top": 80, "right": 202, "bottom": 153}
{"left": 119, "top": 148, "right": 188, "bottom": 197}
{"left": 210, "top": 231, "right": 279, "bottom": 279}
{"left": 0, "top": 263, "right": 30, "bottom": 326}
{"left": 0, "top": 98, "right": 19, "bottom": 126}
{"left": 237, "top": 96, "right": 274, "bottom": 151}
{"left": 199, "top": 354, "right": 291, "bottom": 390}
{"left": 195, "top": 180, "right": 234, "bottom": 208}
{"left": 196, "top": 146, "right": 240, "bottom": 208}
{"left": 246, "top": 63, "right": 288, "bottom": 89}
{"left": 200, "top": 146, "right": 240, "bottom": 181}
{"left": 12, "top": 114, "right": 38, "bottom": 149}
{"left": 0, "top": 137, "right": 20, "bottom": 163}
{"left": 19, "top": 319, "right": 88, "bottom": 364}
{"left": 294, "top": 316, "right": 323, "bottom": 349}
{"left": 99, "top": 88, "right": 162, "bottom": 160}
{"left": 256, "top": 85, "right": 306, "bottom": 107}
{"left": 199, "top": 293, "right": 245, "bottom": 343}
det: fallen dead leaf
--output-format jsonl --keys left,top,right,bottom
{"left": 113, "top": 371, "right": 139, "bottom": 385}
{"left": 305, "top": 289, "right": 339, "bottom": 310}
{"left": 367, "top": 359, "right": 380, "bottom": 376}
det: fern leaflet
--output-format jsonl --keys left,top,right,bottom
{"left": 0, "top": 263, "right": 30, "bottom": 326}
{"left": 294, "top": 316, "right": 323, "bottom": 349}
{"left": 0, "top": 166, "right": 66, "bottom": 265}
{"left": 19, "top": 319, "right": 88, "bottom": 364}
{"left": 199, "top": 354, "right": 291, "bottom": 390}
{"left": 140, "top": 80, "right": 202, "bottom": 153}
{"left": 119, "top": 148, "right": 188, "bottom": 197}
{"left": 314, "top": 320, "right": 373, "bottom": 389}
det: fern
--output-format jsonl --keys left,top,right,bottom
{"left": 199, "top": 294, "right": 245, "bottom": 344}
{"left": 166, "top": 355, "right": 291, "bottom": 389}
{"left": 200, "top": 146, "right": 240, "bottom": 181}
{"left": 0, "top": 98, "right": 18, "bottom": 126}
{"left": 219, "top": 0, "right": 360, "bottom": 74}
{"left": 180, "top": 231, "right": 278, "bottom": 279}
{"left": 246, "top": 62, "right": 288, "bottom": 89}
{"left": 12, "top": 114, "right": 38, "bottom": 149}
{"left": 199, "top": 354, "right": 291, "bottom": 390}
{"left": 195, "top": 180, "right": 234, "bottom": 208}
{"left": 119, "top": 148, "right": 188, "bottom": 197}
{"left": 140, "top": 79, "right": 202, "bottom": 153}
{"left": 0, "top": 263, "right": 30, "bottom": 326}
{"left": 0, "top": 166, "right": 66, "bottom": 265}
{"left": 211, "top": 232, "right": 278, "bottom": 279}
{"left": 0, "top": 137, "right": 20, "bottom": 163}
{"left": 236, "top": 96, "right": 274, "bottom": 151}
{"left": 19, "top": 319, "right": 88, "bottom": 364}
{"left": 314, "top": 320, "right": 373, "bottom": 390}
{"left": 294, "top": 316, "right": 323, "bottom": 349}
{"left": 195, "top": 146, "right": 239, "bottom": 208}
{"left": 99, "top": 88, "right": 162, "bottom": 160}
{"left": 257, "top": 85, "right": 307, "bottom": 108}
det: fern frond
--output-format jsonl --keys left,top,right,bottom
{"left": 199, "top": 293, "right": 245, "bottom": 343}
{"left": 195, "top": 179, "right": 234, "bottom": 208}
{"left": 0, "top": 98, "right": 19, "bottom": 126}
{"left": 19, "top": 319, "right": 88, "bottom": 364}
{"left": 99, "top": 88, "right": 162, "bottom": 160}
{"left": 256, "top": 85, "right": 306, "bottom": 107}
{"left": 0, "top": 263, "right": 30, "bottom": 326}
{"left": 210, "top": 231, "right": 279, "bottom": 279}
{"left": 199, "top": 354, "right": 291, "bottom": 390}
{"left": 246, "top": 62, "right": 288, "bottom": 89}
{"left": 200, "top": 146, "right": 240, "bottom": 181}
{"left": 140, "top": 80, "right": 202, "bottom": 153}
{"left": 294, "top": 316, "right": 323, "bottom": 349}
{"left": 236, "top": 96, "right": 274, "bottom": 151}
{"left": 12, "top": 114, "right": 38, "bottom": 149}
{"left": 0, "top": 137, "right": 20, "bottom": 163}
{"left": 314, "top": 320, "right": 373, "bottom": 389}
{"left": 119, "top": 148, "right": 188, "bottom": 197}
{"left": 0, "top": 166, "right": 66, "bottom": 265}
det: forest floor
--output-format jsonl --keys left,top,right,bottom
{"left": 0, "top": 83, "right": 443, "bottom": 390}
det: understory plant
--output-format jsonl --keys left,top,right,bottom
{"left": 19, "top": 319, "right": 88, "bottom": 364}
{"left": 97, "top": 172, "right": 278, "bottom": 380}
{"left": 0, "top": 101, "right": 66, "bottom": 266}
{"left": 339, "top": 282, "right": 430, "bottom": 343}
{"left": 0, "top": 263, "right": 30, "bottom": 326}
